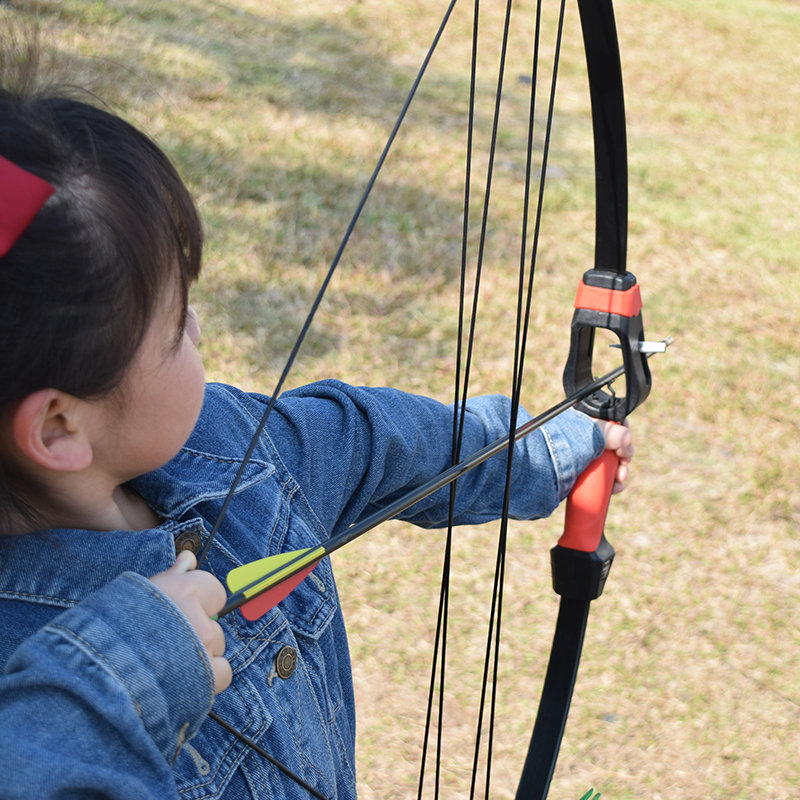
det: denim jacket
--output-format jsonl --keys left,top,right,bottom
{"left": 0, "top": 381, "right": 603, "bottom": 799}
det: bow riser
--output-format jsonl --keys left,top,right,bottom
{"left": 563, "top": 268, "right": 652, "bottom": 422}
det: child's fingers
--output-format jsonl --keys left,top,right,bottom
{"left": 150, "top": 560, "right": 232, "bottom": 693}
{"left": 210, "top": 655, "right": 233, "bottom": 693}
{"left": 161, "top": 551, "right": 227, "bottom": 617}
{"left": 188, "top": 569, "right": 228, "bottom": 620}
{"left": 612, "top": 462, "right": 629, "bottom": 494}
{"left": 598, "top": 420, "right": 634, "bottom": 462}
{"left": 193, "top": 612, "right": 232, "bottom": 693}
{"left": 595, "top": 420, "right": 634, "bottom": 493}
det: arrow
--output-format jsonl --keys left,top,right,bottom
{"left": 216, "top": 341, "right": 671, "bottom": 621}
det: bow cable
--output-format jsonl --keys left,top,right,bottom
{"left": 195, "top": 0, "right": 460, "bottom": 571}
{"left": 468, "top": 2, "right": 568, "bottom": 797}
{"left": 196, "top": 3, "right": 462, "bottom": 794}
{"left": 420, "top": 0, "right": 512, "bottom": 793}
{"left": 413, "top": 1, "right": 569, "bottom": 796}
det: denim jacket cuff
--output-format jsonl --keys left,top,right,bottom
{"left": 46, "top": 572, "right": 215, "bottom": 760}
{"left": 541, "top": 408, "right": 605, "bottom": 500}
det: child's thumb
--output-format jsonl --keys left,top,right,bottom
{"left": 171, "top": 549, "right": 198, "bottom": 574}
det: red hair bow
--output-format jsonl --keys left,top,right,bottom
{"left": 0, "top": 155, "right": 55, "bottom": 257}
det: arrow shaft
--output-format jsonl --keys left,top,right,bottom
{"left": 329, "top": 362, "right": 627, "bottom": 552}
{"left": 218, "top": 359, "right": 636, "bottom": 617}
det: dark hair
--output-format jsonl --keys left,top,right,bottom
{"left": 0, "top": 44, "right": 203, "bottom": 526}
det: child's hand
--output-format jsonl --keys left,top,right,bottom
{"left": 596, "top": 420, "right": 634, "bottom": 494}
{"left": 149, "top": 551, "right": 232, "bottom": 694}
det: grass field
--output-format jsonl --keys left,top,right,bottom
{"left": 2, "top": 0, "right": 798, "bottom": 798}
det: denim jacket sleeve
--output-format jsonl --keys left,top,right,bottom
{"left": 266, "top": 381, "right": 605, "bottom": 533}
{"left": 0, "top": 572, "right": 215, "bottom": 800}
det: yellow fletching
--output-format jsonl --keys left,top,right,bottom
{"left": 226, "top": 546, "right": 326, "bottom": 599}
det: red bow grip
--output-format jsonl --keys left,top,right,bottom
{"left": 558, "top": 448, "right": 618, "bottom": 553}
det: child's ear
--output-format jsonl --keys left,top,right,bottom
{"left": 10, "top": 389, "right": 93, "bottom": 473}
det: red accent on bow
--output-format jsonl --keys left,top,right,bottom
{"left": 574, "top": 282, "right": 642, "bottom": 318}
{"left": 0, "top": 155, "right": 55, "bottom": 257}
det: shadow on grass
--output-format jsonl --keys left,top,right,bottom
{"left": 19, "top": 0, "right": 595, "bottom": 372}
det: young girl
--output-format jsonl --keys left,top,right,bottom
{"left": 0, "top": 54, "right": 633, "bottom": 799}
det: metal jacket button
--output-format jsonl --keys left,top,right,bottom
{"left": 275, "top": 646, "right": 297, "bottom": 679}
{"left": 174, "top": 529, "right": 203, "bottom": 556}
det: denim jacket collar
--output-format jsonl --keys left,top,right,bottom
{"left": 132, "top": 443, "right": 275, "bottom": 519}
{"left": 0, "top": 438, "right": 274, "bottom": 610}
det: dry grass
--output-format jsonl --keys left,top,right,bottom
{"left": 3, "top": 0, "right": 798, "bottom": 797}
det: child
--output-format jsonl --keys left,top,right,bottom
{"left": 0, "top": 52, "right": 633, "bottom": 800}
